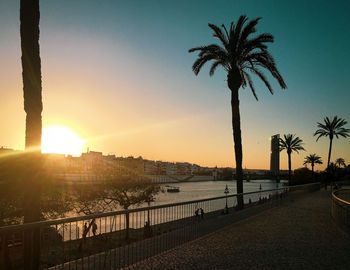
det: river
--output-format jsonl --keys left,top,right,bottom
{"left": 59, "top": 179, "right": 286, "bottom": 241}
{"left": 151, "top": 179, "right": 286, "bottom": 206}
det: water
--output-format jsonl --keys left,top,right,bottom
{"left": 58, "top": 180, "right": 285, "bottom": 241}
{"left": 152, "top": 180, "right": 285, "bottom": 206}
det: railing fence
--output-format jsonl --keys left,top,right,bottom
{"left": 331, "top": 188, "right": 350, "bottom": 234}
{"left": 0, "top": 182, "right": 320, "bottom": 270}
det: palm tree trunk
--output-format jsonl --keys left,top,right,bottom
{"left": 311, "top": 164, "right": 314, "bottom": 181}
{"left": 228, "top": 72, "right": 244, "bottom": 210}
{"left": 20, "top": 1, "right": 43, "bottom": 269}
{"left": 288, "top": 152, "right": 291, "bottom": 185}
{"left": 327, "top": 138, "right": 333, "bottom": 170}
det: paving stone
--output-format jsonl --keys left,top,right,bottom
{"left": 134, "top": 190, "right": 350, "bottom": 270}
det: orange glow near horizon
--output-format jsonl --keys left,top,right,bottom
{"left": 41, "top": 125, "right": 86, "bottom": 156}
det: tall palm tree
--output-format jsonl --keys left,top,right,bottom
{"left": 279, "top": 134, "right": 305, "bottom": 185}
{"left": 21, "top": 0, "right": 43, "bottom": 217}
{"left": 303, "top": 154, "right": 322, "bottom": 179}
{"left": 21, "top": 0, "right": 43, "bottom": 152}
{"left": 335, "top": 158, "right": 346, "bottom": 168}
{"left": 20, "top": 0, "right": 43, "bottom": 269}
{"left": 189, "top": 15, "right": 286, "bottom": 209}
{"left": 314, "top": 116, "right": 350, "bottom": 170}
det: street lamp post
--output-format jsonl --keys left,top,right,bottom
{"left": 259, "top": 184, "right": 262, "bottom": 203}
{"left": 147, "top": 195, "right": 154, "bottom": 225}
{"left": 224, "top": 184, "right": 229, "bottom": 213}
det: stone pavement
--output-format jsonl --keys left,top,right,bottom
{"left": 133, "top": 190, "right": 350, "bottom": 270}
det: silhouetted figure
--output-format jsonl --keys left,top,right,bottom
{"left": 195, "top": 208, "right": 199, "bottom": 218}
{"left": 47, "top": 251, "right": 56, "bottom": 267}
{"left": 83, "top": 222, "right": 89, "bottom": 237}
{"left": 200, "top": 208, "right": 204, "bottom": 219}
{"left": 92, "top": 220, "right": 97, "bottom": 236}
{"left": 144, "top": 221, "right": 152, "bottom": 238}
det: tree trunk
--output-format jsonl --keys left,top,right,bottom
{"left": 327, "top": 138, "right": 333, "bottom": 170}
{"left": 228, "top": 71, "right": 244, "bottom": 210}
{"left": 20, "top": 0, "right": 43, "bottom": 269}
{"left": 78, "top": 219, "right": 96, "bottom": 252}
{"left": 311, "top": 164, "right": 314, "bottom": 181}
{"left": 125, "top": 212, "right": 130, "bottom": 240}
{"left": 288, "top": 152, "right": 291, "bottom": 185}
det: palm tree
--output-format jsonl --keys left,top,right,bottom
{"left": 20, "top": 1, "right": 43, "bottom": 269}
{"left": 314, "top": 116, "right": 350, "bottom": 170}
{"left": 189, "top": 15, "right": 286, "bottom": 209}
{"left": 21, "top": 0, "right": 43, "bottom": 153}
{"left": 335, "top": 158, "right": 346, "bottom": 168}
{"left": 303, "top": 154, "right": 322, "bottom": 179}
{"left": 279, "top": 134, "right": 305, "bottom": 185}
{"left": 21, "top": 0, "right": 43, "bottom": 217}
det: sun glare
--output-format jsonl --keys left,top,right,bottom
{"left": 42, "top": 125, "right": 86, "bottom": 156}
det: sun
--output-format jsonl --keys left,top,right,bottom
{"left": 42, "top": 125, "right": 86, "bottom": 156}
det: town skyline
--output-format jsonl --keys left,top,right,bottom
{"left": 0, "top": 145, "right": 314, "bottom": 173}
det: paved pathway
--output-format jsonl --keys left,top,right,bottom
{"left": 134, "top": 190, "right": 350, "bottom": 270}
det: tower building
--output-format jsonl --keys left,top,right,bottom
{"left": 270, "top": 134, "right": 280, "bottom": 176}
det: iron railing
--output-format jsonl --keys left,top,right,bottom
{"left": 331, "top": 188, "right": 350, "bottom": 234}
{"left": 0, "top": 182, "right": 320, "bottom": 269}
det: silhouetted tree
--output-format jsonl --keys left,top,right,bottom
{"left": 335, "top": 158, "right": 346, "bottom": 168}
{"left": 68, "top": 184, "right": 113, "bottom": 251}
{"left": 303, "top": 153, "right": 322, "bottom": 180}
{"left": 328, "top": 162, "right": 337, "bottom": 180}
{"left": 279, "top": 134, "right": 305, "bottom": 185}
{"left": 189, "top": 15, "right": 286, "bottom": 209}
{"left": 20, "top": 0, "right": 43, "bottom": 269}
{"left": 103, "top": 175, "right": 161, "bottom": 240}
{"left": 314, "top": 116, "right": 350, "bottom": 170}
{"left": 0, "top": 154, "right": 71, "bottom": 269}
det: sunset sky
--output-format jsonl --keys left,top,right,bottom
{"left": 0, "top": 0, "right": 349, "bottom": 170}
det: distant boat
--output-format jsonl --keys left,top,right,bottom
{"left": 167, "top": 186, "right": 180, "bottom": 193}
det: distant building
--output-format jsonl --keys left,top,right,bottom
{"left": 175, "top": 162, "right": 191, "bottom": 175}
{"left": 270, "top": 134, "right": 280, "bottom": 175}
{"left": 165, "top": 162, "right": 176, "bottom": 175}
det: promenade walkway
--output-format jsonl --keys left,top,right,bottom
{"left": 134, "top": 190, "right": 350, "bottom": 270}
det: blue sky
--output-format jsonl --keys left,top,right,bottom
{"left": 0, "top": 0, "right": 349, "bottom": 169}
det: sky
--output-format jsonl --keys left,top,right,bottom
{"left": 0, "top": 0, "right": 349, "bottom": 170}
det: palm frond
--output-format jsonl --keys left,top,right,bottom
{"left": 230, "top": 15, "right": 248, "bottom": 52}
{"left": 208, "top": 23, "right": 228, "bottom": 48}
{"left": 279, "top": 134, "right": 305, "bottom": 154}
{"left": 243, "top": 72, "right": 258, "bottom": 100}
{"left": 314, "top": 116, "right": 350, "bottom": 141}
{"left": 221, "top": 24, "right": 229, "bottom": 40}
{"left": 189, "top": 15, "right": 286, "bottom": 98}
{"left": 192, "top": 54, "right": 218, "bottom": 75}
{"left": 240, "top": 17, "right": 261, "bottom": 43}
{"left": 248, "top": 67, "right": 273, "bottom": 94}
{"left": 210, "top": 60, "right": 227, "bottom": 76}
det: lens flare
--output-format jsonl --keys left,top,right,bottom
{"left": 42, "top": 125, "right": 85, "bottom": 156}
